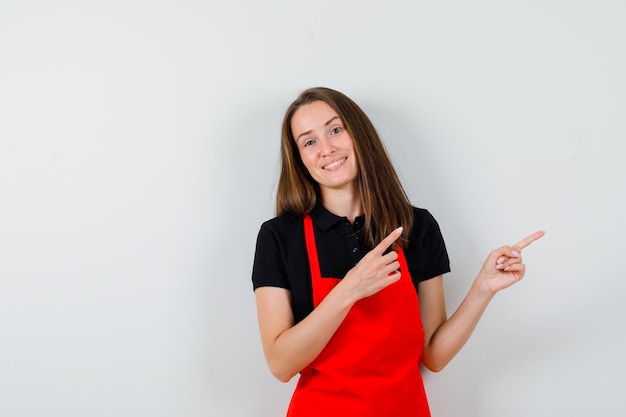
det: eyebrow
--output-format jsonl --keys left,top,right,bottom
{"left": 295, "top": 116, "right": 341, "bottom": 142}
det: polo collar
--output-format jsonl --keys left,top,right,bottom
{"left": 309, "top": 201, "right": 365, "bottom": 231}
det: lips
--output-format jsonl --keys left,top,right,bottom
{"left": 323, "top": 157, "right": 347, "bottom": 170}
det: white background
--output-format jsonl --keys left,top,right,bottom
{"left": 1, "top": 1, "right": 625, "bottom": 416}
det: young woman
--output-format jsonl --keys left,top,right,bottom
{"left": 252, "top": 87, "right": 544, "bottom": 416}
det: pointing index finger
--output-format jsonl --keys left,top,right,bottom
{"left": 514, "top": 231, "right": 546, "bottom": 250}
{"left": 373, "top": 227, "right": 403, "bottom": 255}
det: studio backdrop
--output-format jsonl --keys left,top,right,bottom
{"left": 1, "top": 1, "right": 624, "bottom": 416}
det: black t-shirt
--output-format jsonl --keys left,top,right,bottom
{"left": 252, "top": 203, "right": 451, "bottom": 324}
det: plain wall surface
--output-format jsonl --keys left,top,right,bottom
{"left": 1, "top": 1, "right": 625, "bottom": 416}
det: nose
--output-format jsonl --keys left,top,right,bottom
{"left": 319, "top": 136, "right": 335, "bottom": 156}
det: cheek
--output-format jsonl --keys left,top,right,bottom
{"left": 298, "top": 151, "right": 317, "bottom": 172}
{"left": 346, "top": 142, "right": 358, "bottom": 168}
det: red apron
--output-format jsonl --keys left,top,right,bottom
{"left": 286, "top": 215, "right": 431, "bottom": 417}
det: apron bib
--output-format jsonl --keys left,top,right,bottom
{"left": 286, "top": 215, "right": 431, "bottom": 417}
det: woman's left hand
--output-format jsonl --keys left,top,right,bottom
{"left": 478, "top": 231, "right": 545, "bottom": 294}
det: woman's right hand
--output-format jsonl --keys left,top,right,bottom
{"left": 338, "top": 226, "right": 404, "bottom": 303}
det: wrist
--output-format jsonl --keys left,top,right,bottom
{"left": 472, "top": 276, "right": 496, "bottom": 302}
{"left": 326, "top": 279, "right": 359, "bottom": 312}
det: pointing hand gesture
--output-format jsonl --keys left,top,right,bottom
{"left": 339, "top": 227, "right": 404, "bottom": 302}
{"left": 478, "top": 231, "right": 545, "bottom": 294}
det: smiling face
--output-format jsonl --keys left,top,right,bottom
{"left": 290, "top": 100, "right": 359, "bottom": 197}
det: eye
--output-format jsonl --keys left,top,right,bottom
{"left": 303, "top": 139, "right": 315, "bottom": 147}
{"left": 330, "top": 127, "right": 342, "bottom": 135}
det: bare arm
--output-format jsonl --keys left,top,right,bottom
{"left": 255, "top": 227, "right": 404, "bottom": 382}
{"left": 420, "top": 231, "right": 545, "bottom": 372}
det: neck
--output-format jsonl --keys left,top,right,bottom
{"left": 320, "top": 187, "right": 362, "bottom": 223}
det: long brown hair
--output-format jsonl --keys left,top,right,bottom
{"left": 276, "top": 87, "right": 413, "bottom": 247}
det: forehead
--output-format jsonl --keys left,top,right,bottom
{"left": 291, "top": 101, "right": 340, "bottom": 134}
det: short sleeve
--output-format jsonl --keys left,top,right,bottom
{"left": 422, "top": 210, "right": 451, "bottom": 280}
{"left": 405, "top": 208, "right": 451, "bottom": 285}
{"left": 251, "top": 221, "right": 291, "bottom": 290}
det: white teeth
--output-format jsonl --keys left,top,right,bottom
{"left": 324, "top": 158, "right": 346, "bottom": 169}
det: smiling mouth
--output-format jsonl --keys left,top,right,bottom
{"left": 323, "top": 157, "right": 347, "bottom": 170}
